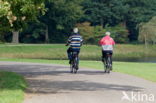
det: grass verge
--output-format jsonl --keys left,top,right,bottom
{"left": 0, "top": 71, "right": 27, "bottom": 103}
{"left": 0, "top": 44, "right": 156, "bottom": 61}
{"left": 0, "top": 58, "right": 156, "bottom": 82}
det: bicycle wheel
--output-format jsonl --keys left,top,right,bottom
{"left": 102, "top": 57, "right": 107, "bottom": 73}
{"left": 70, "top": 61, "right": 74, "bottom": 73}
{"left": 73, "top": 57, "right": 78, "bottom": 74}
{"left": 103, "top": 55, "right": 110, "bottom": 73}
{"left": 106, "top": 56, "right": 111, "bottom": 73}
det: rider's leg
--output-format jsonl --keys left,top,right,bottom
{"left": 110, "top": 51, "right": 113, "bottom": 70}
{"left": 102, "top": 50, "right": 105, "bottom": 62}
{"left": 67, "top": 48, "right": 72, "bottom": 64}
{"left": 102, "top": 51, "right": 107, "bottom": 67}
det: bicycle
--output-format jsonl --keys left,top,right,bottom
{"left": 70, "top": 51, "right": 79, "bottom": 74}
{"left": 102, "top": 53, "right": 112, "bottom": 73}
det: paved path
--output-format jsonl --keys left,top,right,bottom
{"left": 0, "top": 61, "right": 156, "bottom": 103}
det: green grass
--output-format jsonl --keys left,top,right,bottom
{"left": 0, "top": 71, "right": 27, "bottom": 103}
{"left": 0, "top": 44, "right": 155, "bottom": 102}
{"left": 0, "top": 44, "right": 156, "bottom": 60}
{"left": 1, "top": 58, "right": 156, "bottom": 82}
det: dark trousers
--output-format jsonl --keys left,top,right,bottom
{"left": 67, "top": 48, "right": 80, "bottom": 60}
{"left": 102, "top": 50, "right": 113, "bottom": 65}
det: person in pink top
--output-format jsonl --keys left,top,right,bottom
{"left": 99, "top": 32, "right": 115, "bottom": 69}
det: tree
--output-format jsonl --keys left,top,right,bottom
{"left": 39, "top": 0, "right": 84, "bottom": 43}
{"left": 76, "top": 22, "right": 129, "bottom": 44}
{"left": 139, "top": 17, "right": 156, "bottom": 46}
{"left": 20, "top": 21, "right": 46, "bottom": 43}
{"left": 76, "top": 22, "right": 94, "bottom": 43}
{"left": 81, "top": 0, "right": 128, "bottom": 27}
{"left": 105, "top": 24, "right": 129, "bottom": 43}
{"left": 124, "top": 0, "right": 156, "bottom": 41}
{"left": 0, "top": 0, "right": 46, "bottom": 43}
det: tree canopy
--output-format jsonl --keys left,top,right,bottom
{"left": 139, "top": 16, "right": 156, "bottom": 45}
{"left": 0, "top": 0, "right": 156, "bottom": 44}
{"left": 0, "top": 0, "right": 46, "bottom": 43}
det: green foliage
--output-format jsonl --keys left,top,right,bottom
{"left": 124, "top": 0, "right": 156, "bottom": 41}
{"left": 139, "top": 16, "right": 156, "bottom": 44}
{"left": 82, "top": 0, "right": 128, "bottom": 26}
{"left": 0, "top": 0, "right": 46, "bottom": 30}
{"left": 0, "top": 0, "right": 10, "bottom": 18}
{"left": 76, "top": 22, "right": 129, "bottom": 44}
{"left": 76, "top": 22, "right": 94, "bottom": 43}
{"left": 42, "top": 0, "right": 83, "bottom": 29}
{"left": 124, "top": 0, "right": 156, "bottom": 23}
{"left": 76, "top": 22, "right": 106, "bottom": 44}
{"left": 36, "top": 0, "right": 84, "bottom": 43}
{"left": 20, "top": 22, "right": 46, "bottom": 43}
{"left": 106, "top": 24, "right": 129, "bottom": 43}
{"left": 1, "top": 0, "right": 156, "bottom": 43}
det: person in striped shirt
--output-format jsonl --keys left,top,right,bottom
{"left": 66, "top": 28, "right": 83, "bottom": 64}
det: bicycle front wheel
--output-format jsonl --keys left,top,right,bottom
{"left": 73, "top": 57, "right": 78, "bottom": 74}
{"left": 70, "top": 61, "right": 74, "bottom": 73}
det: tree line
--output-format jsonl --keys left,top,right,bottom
{"left": 0, "top": 0, "right": 156, "bottom": 44}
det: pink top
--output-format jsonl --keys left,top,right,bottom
{"left": 99, "top": 35, "right": 115, "bottom": 45}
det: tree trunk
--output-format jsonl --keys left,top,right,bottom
{"left": 144, "top": 33, "right": 148, "bottom": 49}
{"left": 45, "top": 25, "right": 49, "bottom": 43}
{"left": 100, "top": 18, "right": 104, "bottom": 28}
{"left": 12, "top": 31, "right": 19, "bottom": 43}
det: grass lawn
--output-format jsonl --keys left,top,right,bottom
{"left": 0, "top": 44, "right": 155, "bottom": 102}
{"left": 1, "top": 58, "right": 156, "bottom": 82}
{"left": 0, "top": 71, "right": 27, "bottom": 103}
{"left": 0, "top": 44, "right": 156, "bottom": 60}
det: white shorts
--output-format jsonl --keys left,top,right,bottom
{"left": 102, "top": 45, "right": 113, "bottom": 51}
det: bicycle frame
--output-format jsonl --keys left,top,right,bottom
{"left": 103, "top": 53, "right": 112, "bottom": 73}
{"left": 70, "top": 51, "right": 79, "bottom": 74}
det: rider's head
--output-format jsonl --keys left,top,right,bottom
{"left": 105, "top": 31, "right": 111, "bottom": 36}
{"left": 73, "top": 28, "right": 78, "bottom": 33}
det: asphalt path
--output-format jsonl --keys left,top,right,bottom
{"left": 0, "top": 61, "right": 155, "bottom": 103}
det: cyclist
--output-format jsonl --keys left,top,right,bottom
{"left": 99, "top": 31, "right": 115, "bottom": 69}
{"left": 66, "top": 28, "right": 83, "bottom": 68}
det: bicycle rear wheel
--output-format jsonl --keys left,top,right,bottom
{"left": 102, "top": 58, "right": 107, "bottom": 73}
{"left": 106, "top": 56, "right": 111, "bottom": 73}
{"left": 103, "top": 56, "right": 111, "bottom": 73}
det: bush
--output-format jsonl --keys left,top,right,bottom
{"left": 76, "top": 22, "right": 129, "bottom": 44}
{"left": 76, "top": 22, "right": 106, "bottom": 44}
{"left": 105, "top": 24, "right": 129, "bottom": 43}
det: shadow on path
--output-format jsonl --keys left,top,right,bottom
{"left": 0, "top": 64, "right": 144, "bottom": 95}
{"left": 26, "top": 79, "right": 143, "bottom": 94}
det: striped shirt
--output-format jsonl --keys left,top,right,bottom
{"left": 67, "top": 34, "right": 83, "bottom": 50}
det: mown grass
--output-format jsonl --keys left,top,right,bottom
{"left": 0, "top": 71, "right": 27, "bottom": 103}
{"left": 1, "top": 58, "right": 156, "bottom": 82}
{"left": 0, "top": 44, "right": 156, "bottom": 61}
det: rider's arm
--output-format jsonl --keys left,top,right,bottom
{"left": 66, "top": 36, "right": 72, "bottom": 46}
{"left": 80, "top": 36, "right": 83, "bottom": 46}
